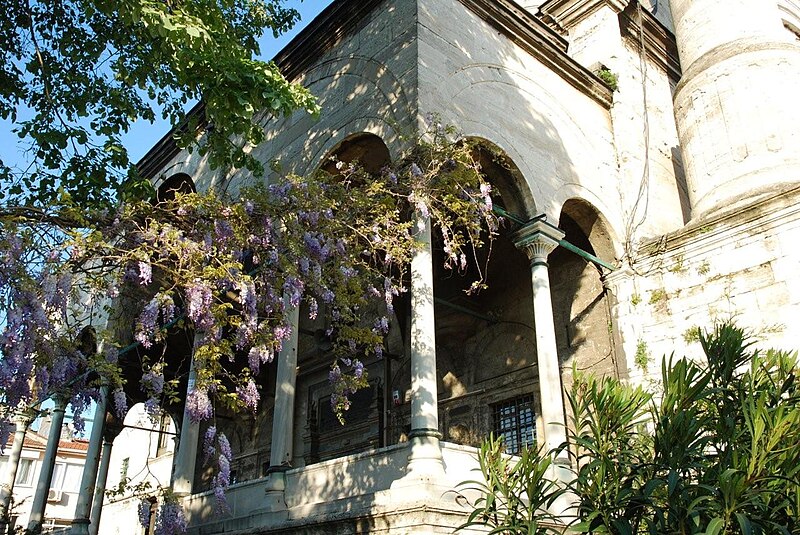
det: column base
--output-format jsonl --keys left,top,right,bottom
{"left": 68, "top": 518, "right": 90, "bottom": 535}
{"left": 397, "top": 430, "right": 445, "bottom": 484}
{"left": 262, "top": 468, "right": 289, "bottom": 513}
{"left": 546, "top": 456, "right": 578, "bottom": 521}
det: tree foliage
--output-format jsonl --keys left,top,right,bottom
{"left": 461, "top": 324, "right": 800, "bottom": 535}
{"left": 0, "top": 0, "right": 318, "bottom": 208}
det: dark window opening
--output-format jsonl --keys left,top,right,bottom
{"left": 493, "top": 395, "right": 536, "bottom": 454}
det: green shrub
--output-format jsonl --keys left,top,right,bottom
{"left": 459, "top": 323, "right": 800, "bottom": 535}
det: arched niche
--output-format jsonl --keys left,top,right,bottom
{"left": 155, "top": 173, "right": 196, "bottom": 204}
{"left": 103, "top": 402, "right": 177, "bottom": 497}
{"left": 418, "top": 142, "right": 541, "bottom": 452}
{"left": 318, "top": 132, "right": 391, "bottom": 176}
{"left": 294, "top": 132, "right": 397, "bottom": 466}
{"left": 469, "top": 139, "right": 537, "bottom": 219}
{"left": 550, "top": 198, "right": 623, "bottom": 384}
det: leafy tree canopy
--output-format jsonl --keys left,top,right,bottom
{"left": 0, "top": 0, "right": 319, "bottom": 209}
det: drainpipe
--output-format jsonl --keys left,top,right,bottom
{"left": 493, "top": 207, "right": 616, "bottom": 271}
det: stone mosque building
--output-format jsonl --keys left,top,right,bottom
{"left": 5, "top": 0, "right": 800, "bottom": 533}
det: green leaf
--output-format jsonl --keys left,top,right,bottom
{"left": 705, "top": 518, "right": 725, "bottom": 535}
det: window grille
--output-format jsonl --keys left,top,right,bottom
{"left": 492, "top": 395, "right": 536, "bottom": 454}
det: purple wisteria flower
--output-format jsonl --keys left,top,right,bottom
{"left": 159, "top": 295, "right": 175, "bottom": 324}
{"left": 112, "top": 388, "right": 128, "bottom": 419}
{"left": 203, "top": 426, "right": 217, "bottom": 463}
{"left": 383, "top": 277, "right": 396, "bottom": 314}
{"left": 374, "top": 316, "right": 390, "bottom": 334}
{"left": 218, "top": 432, "right": 232, "bottom": 462}
{"left": 137, "top": 499, "right": 152, "bottom": 528}
{"left": 186, "top": 388, "right": 213, "bottom": 422}
{"left": 247, "top": 345, "right": 272, "bottom": 374}
{"left": 214, "top": 432, "right": 233, "bottom": 512}
{"left": 144, "top": 398, "right": 160, "bottom": 417}
{"left": 141, "top": 368, "right": 165, "bottom": 397}
{"left": 283, "top": 276, "right": 304, "bottom": 308}
{"left": 138, "top": 261, "right": 152, "bottom": 286}
{"left": 186, "top": 281, "right": 214, "bottom": 332}
{"left": 154, "top": 501, "right": 187, "bottom": 535}
{"left": 104, "top": 345, "right": 119, "bottom": 364}
{"left": 353, "top": 360, "right": 365, "bottom": 379}
{"left": 135, "top": 298, "right": 160, "bottom": 348}
{"left": 273, "top": 323, "right": 292, "bottom": 343}
{"left": 214, "top": 219, "right": 234, "bottom": 243}
{"left": 236, "top": 379, "right": 259, "bottom": 412}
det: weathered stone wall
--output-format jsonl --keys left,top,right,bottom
{"left": 417, "top": 0, "right": 622, "bottom": 227}
{"left": 152, "top": 0, "right": 419, "bottom": 194}
{"left": 609, "top": 188, "right": 800, "bottom": 386}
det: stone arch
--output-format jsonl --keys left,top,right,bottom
{"left": 315, "top": 132, "right": 392, "bottom": 176}
{"left": 558, "top": 198, "right": 619, "bottom": 264}
{"left": 291, "top": 132, "right": 397, "bottom": 464}
{"left": 422, "top": 142, "right": 541, "bottom": 451}
{"left": 466, "top": 137, "right": 538, "bottom": 219}
{"left": 550, "top": 198, "right": 624, "bottom": 383}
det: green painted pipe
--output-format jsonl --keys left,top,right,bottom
{"left": 493, "top": 205, "right": 616, "bottom": 271}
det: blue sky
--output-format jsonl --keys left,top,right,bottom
{"left": 0, "top": 0, "right": 333, "bottom": 174}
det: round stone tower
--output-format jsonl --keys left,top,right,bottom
{"left": 670, "top": 0, "right": 800, "bottom": 219}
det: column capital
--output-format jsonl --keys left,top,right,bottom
{"left": 512, "top": 220, "right": 565, "bottom": 264}
{"left": 12, "top": 408, "right": 37, "bottom": 428}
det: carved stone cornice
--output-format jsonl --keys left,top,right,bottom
{"left": 539, "top": 0, "right": 628, "bottom": 32}
{"left": 458, "top": 0, "right": 614, "bottom": 107}
{"left": 618, "top": 1, "right": 681, "bottom": 82}
{"left": 512, "top": 220, "right": 566, "bottom": 264}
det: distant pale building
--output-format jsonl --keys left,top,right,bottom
{"left": 96, "top": 404, "right": 176, "bottom": 535}
{"left": 1, "top": 421, "right": 88, "bottom": 533}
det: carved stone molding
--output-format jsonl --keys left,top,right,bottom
{"left": 511, "top": 220, "right": 566, "bottom": 264}
{"left": 539, "top": 0, "right": 628, "bottom": 32}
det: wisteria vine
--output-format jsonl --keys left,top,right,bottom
{"left": 1, "top": 124, "right": 500, "bottom": 526}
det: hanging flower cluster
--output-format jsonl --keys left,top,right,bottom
{"left": 202, "top": 425, "right": 232, "bottom": 513}
{"left": 0, "top": 124, "right": 500, "bottom": 450}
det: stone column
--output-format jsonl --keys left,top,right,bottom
{"left": 513, "top": 220, "right": 575, "bottom": 518}
{"left": 172, "top": 335, "right": 202, "bottom": 497}
{"left": 88, "top": 418, "right": 123, "bottom": 535}
{"left": 27, "top": 396, "right": 68, "bottom": 534}
{"left": 263, "top": 303, "right": 300, "bottom": 512}
{"left": 512, "top": 221, "right": 568, "bottom": 456}
{"left": 0, "top": 409, "right": 35, "bottom": 530}
{"left": 405, "top": 210, "right": 444, "bottom": 477}
{"left": 670, "top": 0, "right": 800, "bottom": 219}
{"left": 69, "top": 387, "right": 109, "bottom": 535}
